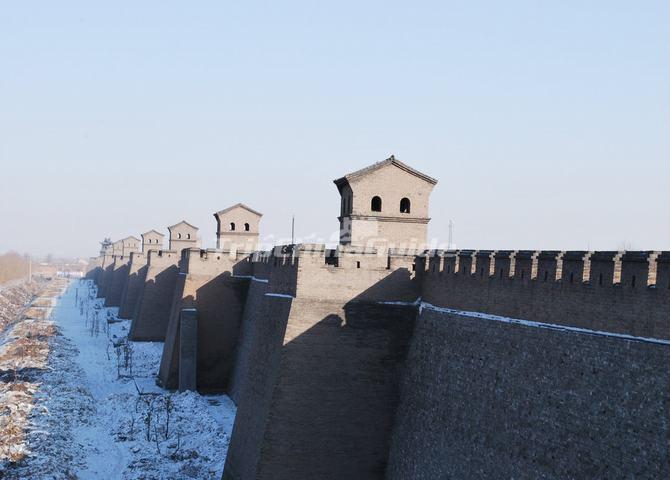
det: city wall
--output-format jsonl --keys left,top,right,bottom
{"left": 87, "top": 245, "right": 670, "bottom": 479}
{"left": 105, "top": 255, "right": 131, "bottom": 307}
{"left": 386, "top": 307, "right": 670, "bottom": 479}
{"left": 129, "top": 250, "right": 180, "bottom": 341}
{"left": 224, "top": 245, "right": 420, "bottom": 480}
{"left": 96, "top": 255, "right": 115, "bottom": 298}
{"left": 118, "top": 252, "right": 148, "bottom": 319}
{"left": 419, "top": 250, "right": 670, "bottom": 339}
{"left": 158, "top": 248, "right": 252, "bottom": 391}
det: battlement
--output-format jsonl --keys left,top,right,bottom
{"left": 244, "top": 243, "right": 420, "bottom": 302}
{"left": 421, "top": 249, "right": 670, "bottom": 339}
{"left": 177, "top": 248, "right": 254, "bottom": 276}
{"left": 128, "top": 251, "right": 146, "bottom": 264}
{"left": 146, "top": 249, "right": 180, "bottom": 267}
{"left": 420, "top": 249, "right": 664, "bottom": 289}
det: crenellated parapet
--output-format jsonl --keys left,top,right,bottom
{"left": 246, "top": 244, "right": 421, "bottom": 302}
{"left": 421, "top": 249, "right": 665, "bottom": 288}
{"left": 421, "top": 249, "right": 669, "bottom": 339}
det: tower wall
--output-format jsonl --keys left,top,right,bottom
{"left": 223, "top": 245, "right": 420, "bottom": 480}
{"left": 129, "top": 250, "right": 180, "bottom": 341}
{"left": 118, "top": 252, "right": 148, "bottom": 319}
{"left": 105, "top": 255, "right": 131, "bottom": 307}
{"left": 96, "top": 254, "right": 115, "bottom": 298}
{"left": 158, "top": 248, "right": 253, "bottom": 391}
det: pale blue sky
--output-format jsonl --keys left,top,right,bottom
{"left": 1, "top": 1, "right": 668, "bottom": 258}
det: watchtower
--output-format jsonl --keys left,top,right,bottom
{"left": 99, "top": 238, "right": 113, "bottom": 256}
{"left": 141, "top": 230, "right": 165, "bottom": 253}
{"left": 213, "top": 203, "right": 263, "bottom": 252}
{"left": 121, "top": 236, "right": 141, "bottom": 256}
{"left": 333, "top": 156, "right": 437, "bottom": 250}
{"left": 167, "top": 221, "right": 200, "bottom": 252}
{"left": 111, "top": 239, "right": 124, "bottom": 256}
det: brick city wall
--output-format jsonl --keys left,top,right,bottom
{"left": 105, "top": 255, "right": 131, "bottom": 308}
{"left": 223, "top": 245, "right": 420, "bottom": 480}
{"left": 129, "top": 250, "right": 180, "bottom": 341}
{"left": 118, "top": 252, "right": 148, "bottom": 319}
{"left": 420, "top": 250, "right": 670, "bottom": 339}
{"left": 386, "top": 307, "right": 670, "bottom": 479}
{"left": 158, "top": 248, "right": 251, "bottom": 391}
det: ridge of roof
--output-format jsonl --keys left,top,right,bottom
{"left": 333, "top": 155, "right": 438, "bottom": 188}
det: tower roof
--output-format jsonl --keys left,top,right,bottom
{"left": 214, "top": 203, "right": 263, "bottom": 218}
{"left": 141, "top": 229, "right": 165, "bottom": 238}
{"left": 167, "top": 220, "right": 199, "bottom": 231}
{"left": 333, "top": 155, "right": 437, "bottom": 192}
{"left": 122, "top": 235, "right": 141, "bottom": 243}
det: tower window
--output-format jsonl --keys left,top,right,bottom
{"left": 230, "top": 222, "right": 236, "bottom": 231}
{"left": 245, "top": 223, "right": 250, "bottom": 231}
{"left": 400, "top": 197, "right": 411, "bottom": 213}
{"left": 177, "top": 233, "right": 182, "bottom": 239}
{"left": 187, "top": 234, "right": 191, "bottom": 239}
{"left": 371, "top": 196, "right": 382, "bottom": 212}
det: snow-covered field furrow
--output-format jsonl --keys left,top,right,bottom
{"left": 2, "top": 280, "right": 236, "bottom": 479}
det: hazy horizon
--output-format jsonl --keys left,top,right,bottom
{"left": 1, "top": 2, "right": 668, "bottom": 259}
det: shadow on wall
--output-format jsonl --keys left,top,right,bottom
{"left": 159, "top": 254, "right": 265, "bottom": 392}
{"left": 159, "top": 271, "right": 250, "bottom": 392}
{"left": 119, "top": 264, "right": 148, "bottom": 319}
{"left": 129, "top": 264, "right": 180, "bottom": 342}
{"left": 224, "top": 267, "right": 419, "bottom": 480}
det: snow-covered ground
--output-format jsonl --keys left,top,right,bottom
{"left": 2, "top": 279, "right": 236, "bottom": 479}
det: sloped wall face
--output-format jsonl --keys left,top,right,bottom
{"left": 223, "top": 293, "right": 293, "bottom": 480}
{"left": 255, "top": 301, "right": 416, "bottom": 480}
{"left": 386, "top": 309, "right": 670, "bottom": 479}
{"left": 129, "top": 252, "right": 180, "bottom": 341}
{"left": 224, "top": 248, "right": 422, "bottom": 480}
{"left": 118, "top": 254, "right": 148, "bottom": 319}
{"left": 228, "top": 279, "right": 271, "bottom": 405}
{"left": 158, "top": 250, "right": 253, "bottom": 391}
{"left": 105, "top": 256, "right": 131, "bottom": 307}
{"left": 97, "top": 257, "right": 115, "bottom": 297}
{"left": 158, "top": 272, "right": 249, "bottom": 391}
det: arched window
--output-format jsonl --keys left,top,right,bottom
{"left": 400, "top": 197, "right": 411, "bottom": 214}
{"left": 187, "top": 234, "right": 191, "bottom": 239}
{"left": 371, "top": 196, "right": 382, "bottom": 212}
{"left": 230, "top": 222, "right": 236, "bottom": 231}
{"left": 177, "top": 233, "right": 182, "bottom": 239}
{"left": 244, "top": 223, "right": 250, "bottom": 231}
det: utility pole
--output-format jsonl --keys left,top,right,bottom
{"left": 291, "top": 215, "right": 295, "bottom": 245}
{"left": 448, "top": 220, "right": 454, "bottom": 250}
